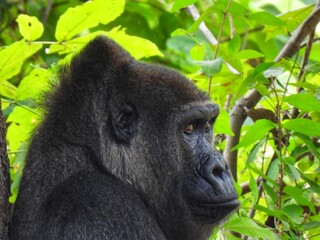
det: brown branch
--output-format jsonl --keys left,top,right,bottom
{"left": 0, "top": 99, "right": 10, "bottom": 240}
{"left": 275, "top": 3, "right": 320, "bottom": 61}
{"left": 223, "top": 2, "right": 320, "bottom": 181}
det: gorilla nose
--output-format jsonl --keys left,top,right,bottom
{"left": 211, "top": 160, "right": 225, "bottom": 178}
{"left": 197, "top": 151, "right": 227, "bottom": 186}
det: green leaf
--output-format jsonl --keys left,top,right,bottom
{"left": 195, "top": 58, "right": 223, "bottom": 78}
{"left": 280, "top": 5, "right": 314, "bottom": 32}
{"left": 285, "top": 94, "right": 320, "bottom": 112}
{"left": 49, "top": 30, "right": 162, "bottom": 59}
{"left": 0, "top": 40, "right": 42, "bottom": 82}
{"left": 283, "top": 119, "right": 320, "bottom": 137}
{"left": 0, "top": 41, "right": 25, "bottom": 82}
{"left": 0, "top": 81, "right": 17, "bottom": 99}
{"left": 16, "top": 14, "right": 44, "bottom": 41}
{"left": 262, "top": 182, "right": 277, "bottom": 204}
{"left": 295, "top": 133, "right": 320, "bottom": 161}
{"left": 233, "top": 119, "right": 276, "bottom": 150}
{"left": 126, "top": 2, "right": 159, "bottom": 29}
{"left": 214, "top": 108, "right": 234, "bottom": 136}
{"left": 255, "top": 205, "right": 282, "bottom": 218}
{"left": 247, "top": 139, "right": 265, "bottom": 165}
{"left": 55, "top": 0, "right": 125, "bottom": 41}
{"left": 6, "top": 106, "right": 40, "bottom": 151}
{"left": 249, "top": 171, "right": 258, "bottom": 204}
{"left": 249, "top": 11, "right": 285, "bottom": 26}
{"left": 224, "top": 217, "right": 277, "bottom": 239}
{"left": 171, "top": 28, "right": 188, "bottom": 37}
{"left": 303, "top": 221, "right": 320, "bottom": 231}
{"left": 284, "top": 186, "right": 315, "bottom": 213}
{"left": 171, "top": 0, "right": 197, "bottom": 12}
{"left": 236, "top": 49, "right": 264, "bottom": 59}
{"left": 234, "top": 62, "right": 274, "bottom": 101}
{"left": 16, "top": 68, "right": 52, "bottom": 101}
{"left": 228, "top": 35, "right": 241, "bottom": 55}
{"left": 282, "top": 205, "right": 303, "bottom": 224}
{"left": 106, "top": 28, "right": 162, "bottom": 59}
{"left": 190, "top": 45, "right": 205, "bottom": 61}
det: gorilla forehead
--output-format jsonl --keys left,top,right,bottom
{"left": 117, "top": 61, "right": 209, "bottom": 110}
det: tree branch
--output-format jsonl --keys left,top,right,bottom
{"left": 0, "top": 99, "right": 10, "bottom": 240}
{"left": 275, "top": 3, "right": 320, "bottom": 61}
{"left": 224, "top": 2, "right": 320, "bottom": 180}
{"left": 186, "top": 4, "right": 218, "bottom": 45}
{"left": 186, "top": 4, "right": 239, "bottom": 75}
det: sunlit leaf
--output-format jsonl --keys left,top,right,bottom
{"left": 106, "top": 28, "right": 163, "bottom": 59}
{"left": 249, "top": 172, "right": 258, "bottom": 204}
{"left": 236, "top": 49, "right": 264, "bottom": 59}
{"left": 285, "top": 94, "right": 320, "bottom": 112}
{"left": 0, "top": 41, "right": 25, "bottom": 82}
{"left": 49, "top": 30, "right": 162, "bottom": 60}
{"left": 6, "top": 107, "right": 40, "bottom": 151}
{"left": 0, "top": 81, "right": 17, "bottom": 99}
{"left": 16, "top": 14, "right": 44, "bottom": 41}
{"left": 233, "top": 119, "right": 276, "bottom": 150}
{"left": 283, "top": 119, "right": 320, "bottom": 137}
{"left": 55, "top": 0, "right": 125, "bottom": 41}
{"left": 171, "top": 28, "right": 188, "bottom": 37}
{"left": 224, "top": 217, "right": 277, "bottom": 239}
{"left": 171, "top": 0, "right": 197, "bottom": 12}
{"left": 214, "top": 108, "right": 234, "bottom": 136}
{"left": 0, "top": 40, "right": 42, "bottom": 82}
{"left": 249, "top": 11, "right": 285, "bottom": 26}
{"left": 190, "top": 44, "right": 205, "bottom": 61}
{"left": 16, "top": 68, "right": 52, "bottom": 101}
{"left": 228, "top": 35, "right": 241, "bottom": 55}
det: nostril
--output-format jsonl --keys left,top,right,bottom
{"left": 212, "top": 166, "right": 224, "bottom": 179}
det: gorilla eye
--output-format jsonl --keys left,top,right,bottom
{"left": 204, "top": 122, "right": 211, "bottom": 131}
{"left": 183, "top": 124, "right": 195, "bottom": 134}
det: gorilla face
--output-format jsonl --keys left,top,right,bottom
{"left": 179, "top": 102, "right": 239, "bottom": 224}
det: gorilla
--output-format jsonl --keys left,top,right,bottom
{"left": 10, "top": 36, "right": 239, "bottom": 240}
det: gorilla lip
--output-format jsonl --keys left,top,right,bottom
{"left": 189, "top": 197, "right": 239, "bottom": 208}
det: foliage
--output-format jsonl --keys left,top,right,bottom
{"left": 1, "top": 0, "right": 320, "bottom": 239}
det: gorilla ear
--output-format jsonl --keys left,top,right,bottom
{"left": 110, "top": 104, "right": 137, "bottom": 143}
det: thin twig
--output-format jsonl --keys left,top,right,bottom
{"left": 214, "top": 0, "right": 232, "bottom": 59}
{"left": 186, "top": 4, "right": 218, "bottom": 45}
{"left": 41, "top": 0, "right": 54, "bottom": 25}
{"left": 186, "top": 4, "right": 239, "bottom": 75}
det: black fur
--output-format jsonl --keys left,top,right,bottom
{"left": 10, "top": 36, "right": 238, "bottom": 240}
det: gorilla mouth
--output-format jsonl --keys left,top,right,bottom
{"left": 188, "top": 198, "right": 239, "bottom": 223}
{"left": 201, "top": 198, "right": 239, "bottom": 207}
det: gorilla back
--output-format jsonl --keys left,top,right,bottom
{"left": 10, "top": 36, "right": 239, "bottom": 240}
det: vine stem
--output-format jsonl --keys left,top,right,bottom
{"left": 214, "top": 0, "right": 233, "bottom": 59}
{"left": 209, "top": 0, "right": 233, "bottom": 93}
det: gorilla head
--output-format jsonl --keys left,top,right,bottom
{"left": 10, "top": 36, "right": 239, "bottom": 240}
